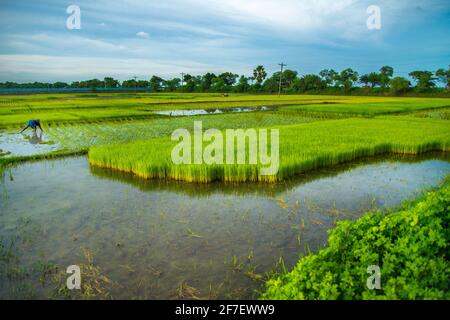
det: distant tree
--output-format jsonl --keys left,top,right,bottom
{"left": 262, "top": 76, "right": 280, "bottom": 93}
{"left": 435, "top": 68, "right": 450, "bottom": 89}
{"left": 319, "top": 69, "right": 338, "bottom": 87}
{"left": 104, "top": 77, "right": 119, "bottom": 88}
{"left": 294, "top": 74, "right": 326, "bottom": 92}
{"left": 282, "top": 69, "right": 298, "bottom": 89}
{"left": 52, "top": 82, "right": 69, "bottom": 88}
{"left": 367, "top": 72, "right": 382, "bottom": 88}
{"left": 183, "top": 74, "right": 192, "bottom": 82}
{"left": 85, "top": 79, "right": 103, "bottom": 88}
{"left": 121, "top": 79, "right": 137, "bottom": 88}
{"left": 0, "top": 81, "right": 18, "bottom": 88}
{"left": 359, "top": 74, "right": 370, "bottom": 88}
{"left": 210, "top": 77, "right": 226, "bottom": 92}
{"left": 164, "top": 78, "right": 181, "bottom": 92}
{"left": 136, "top": 80, "right": 150, "bottom": 88}
{"left": 336, "top": 68, "right": 359, "bottom": 92}
{"left": 379, "top": 66, "right": 394, "bottom": 88}
{"left": 200, "top": 73, "right": 216, "bottom": 91}
{"left": 263, "top": 70, "right": 298, "bottom": 93}
{"left": 409, "top": 71, "right": 436, "bottom": 91}
{"left": 389, "top": 77, "right": 410, "bottom": 95}
{"left": 253, "top": 66, "right": 267, "bottom": 85}
{"left": 182, "top": 74, "right": 200, "bottom": 92}
{"left": 149, "top": 75, "right": 165, "bottom": 91}
{"left": 235, "top": 75, "right": 250, "bottom": 92}
{"left": 217, "top": 72, "right": 238, "bottom": 86}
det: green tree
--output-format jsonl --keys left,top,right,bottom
{"left": 253, "top": 65, "right": 267, "bottom": 85}
{"left": 104, "top": 77, "right": 119, "bottom": 88}
{"left": 217, "top": 72, "right": 238, "bottom": 86}
{"left": 262, "top": 76, "right": 280, "bottom": 93}
{"left": 359, "top": 74, "right": 370, "bottom": 88}
{"left": 263, "top": 70, "right": 298, "bottom": 93}
{"left": 282, "top": 69, "right": 298, "bottom": 89}
{"left": 164, "top": 78, "right": 181, "bottom": 92}
{"left": 319, "top": 69, "right": 338, "bottom": 87}
{"left": 235, "top": 75, "right": 250, "bottom": 92}
{"left": 85, "top": 79, "right": 103, "bottom": 88}
{"left": 409, "top": 71, "right": 436, "bottom": 91}
{"left": 435, "top": 68, "right": 450, "bottom": 89}
{"left": 121, "top": 79, "right": 137, "bottom": 88}
{"left": 389, "top": 77, "right": 410, "bottom": 95}
{"left": 379, "top": 66, "right": 394, "bottom": 88}
{"left": 367, "top": 72, "right": 382, "bottom": 88}
{"left": 200, "top": 73, "right": 216, "bottom": 91}
{"left": 149, "top": 75, "right": 165, "bottom": 91}
{"left": 136, "top": 80, "right": 150, "bottom": 88}
{"left": 52, "top": 82, "right": 69, "bottom": 88}
{"left": 294, "top": 74, "right": 326, "bottom": 92}
{"left": 336, "top": 68, "right": 359, "bottom": 92}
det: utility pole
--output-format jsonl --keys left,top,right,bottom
{"left": 278, "top": 62, "right": 287, "bottom": 97}
{"left": 180, "top": 72, "right": 185, "bottom": 92}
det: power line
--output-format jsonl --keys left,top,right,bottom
{"left": 180, "top": 72, "right": 185, "bottom": 92}
{"left": 278, "top": 62, "right": 287, "bottom": 97}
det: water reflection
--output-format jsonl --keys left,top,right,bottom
{"left": 154, "top": 106, "right": 276, "bottom": 116}
{"left": 0, "top": 154, "right": 449, "bottom": 299}
{"left": 0, "top": 131, "right": 59, "bottom": 157}
{"left": 89, "top": 152, "right": 450, "bottom": 197}
{"left": 23, "top": 131, "right": 44, "bottom": 145}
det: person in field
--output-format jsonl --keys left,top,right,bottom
{"left": 20, "top": 119, "right": 43, "bottom": 134}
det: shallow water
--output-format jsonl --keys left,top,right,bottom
{"left": 153, "top": 106, "right": 275, "bottom": 116}
{"left": 0, "top": 155, "right": 449, "bottom": 299}
{"left": 0, "top": 131, "right": 61, "bottom": 157}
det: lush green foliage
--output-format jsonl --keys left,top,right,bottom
{"left": 261, "top": 182, "right": 450, "bottom": 300}
{"left": 1, "top": 65, "right": 448, "bottom": 94}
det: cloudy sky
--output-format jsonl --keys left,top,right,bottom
{"left": 0, "top": 0, "right": 449, "bottom": 82}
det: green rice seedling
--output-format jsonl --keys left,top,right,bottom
{"left": 1, "top": 93, "right": 449, "bottom": 128}
{"left": 88, "top": 117, "right": 450, "bottom": 183}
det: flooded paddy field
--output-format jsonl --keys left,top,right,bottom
{"left": 1, "top": 154, "right": 449, "bottom": 299}
{"left": 0, "top": 112, "right": 322, "bottom": 157}
{"left": 0, "top": 131, "right": 61, "bottom": 157}
{"left": 152, "top": 106, "right": 276, "bottom": 116}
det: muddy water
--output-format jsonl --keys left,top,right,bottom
{"left": 0, "top": 154, "right": 449, "bottom": 299}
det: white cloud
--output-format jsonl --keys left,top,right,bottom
{"left": 0, "top": 0, "right": 448, "bottom": 81}
{"left": 0, "top": 54, "right": 250, "bottom": 82}
{"left": 136, "top": 31, "right": 149, "bottom": 39}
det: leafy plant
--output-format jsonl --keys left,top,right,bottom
{"left": 260, "top": 183, "right": 450, "bottom": 300}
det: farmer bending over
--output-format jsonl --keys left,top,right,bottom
{"left": 20, "top": 119, "right": 43, "bottom": 134}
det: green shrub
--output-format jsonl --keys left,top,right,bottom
{"left": 261, "top": 183, "right": 450, "bottom": 300}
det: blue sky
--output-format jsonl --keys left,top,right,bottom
{"left": 0, "top": 0, "right": 449, "bottom": 82}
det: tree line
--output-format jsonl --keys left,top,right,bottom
{"left": 1, "top": 66, "right": 449, "bottom": 96}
